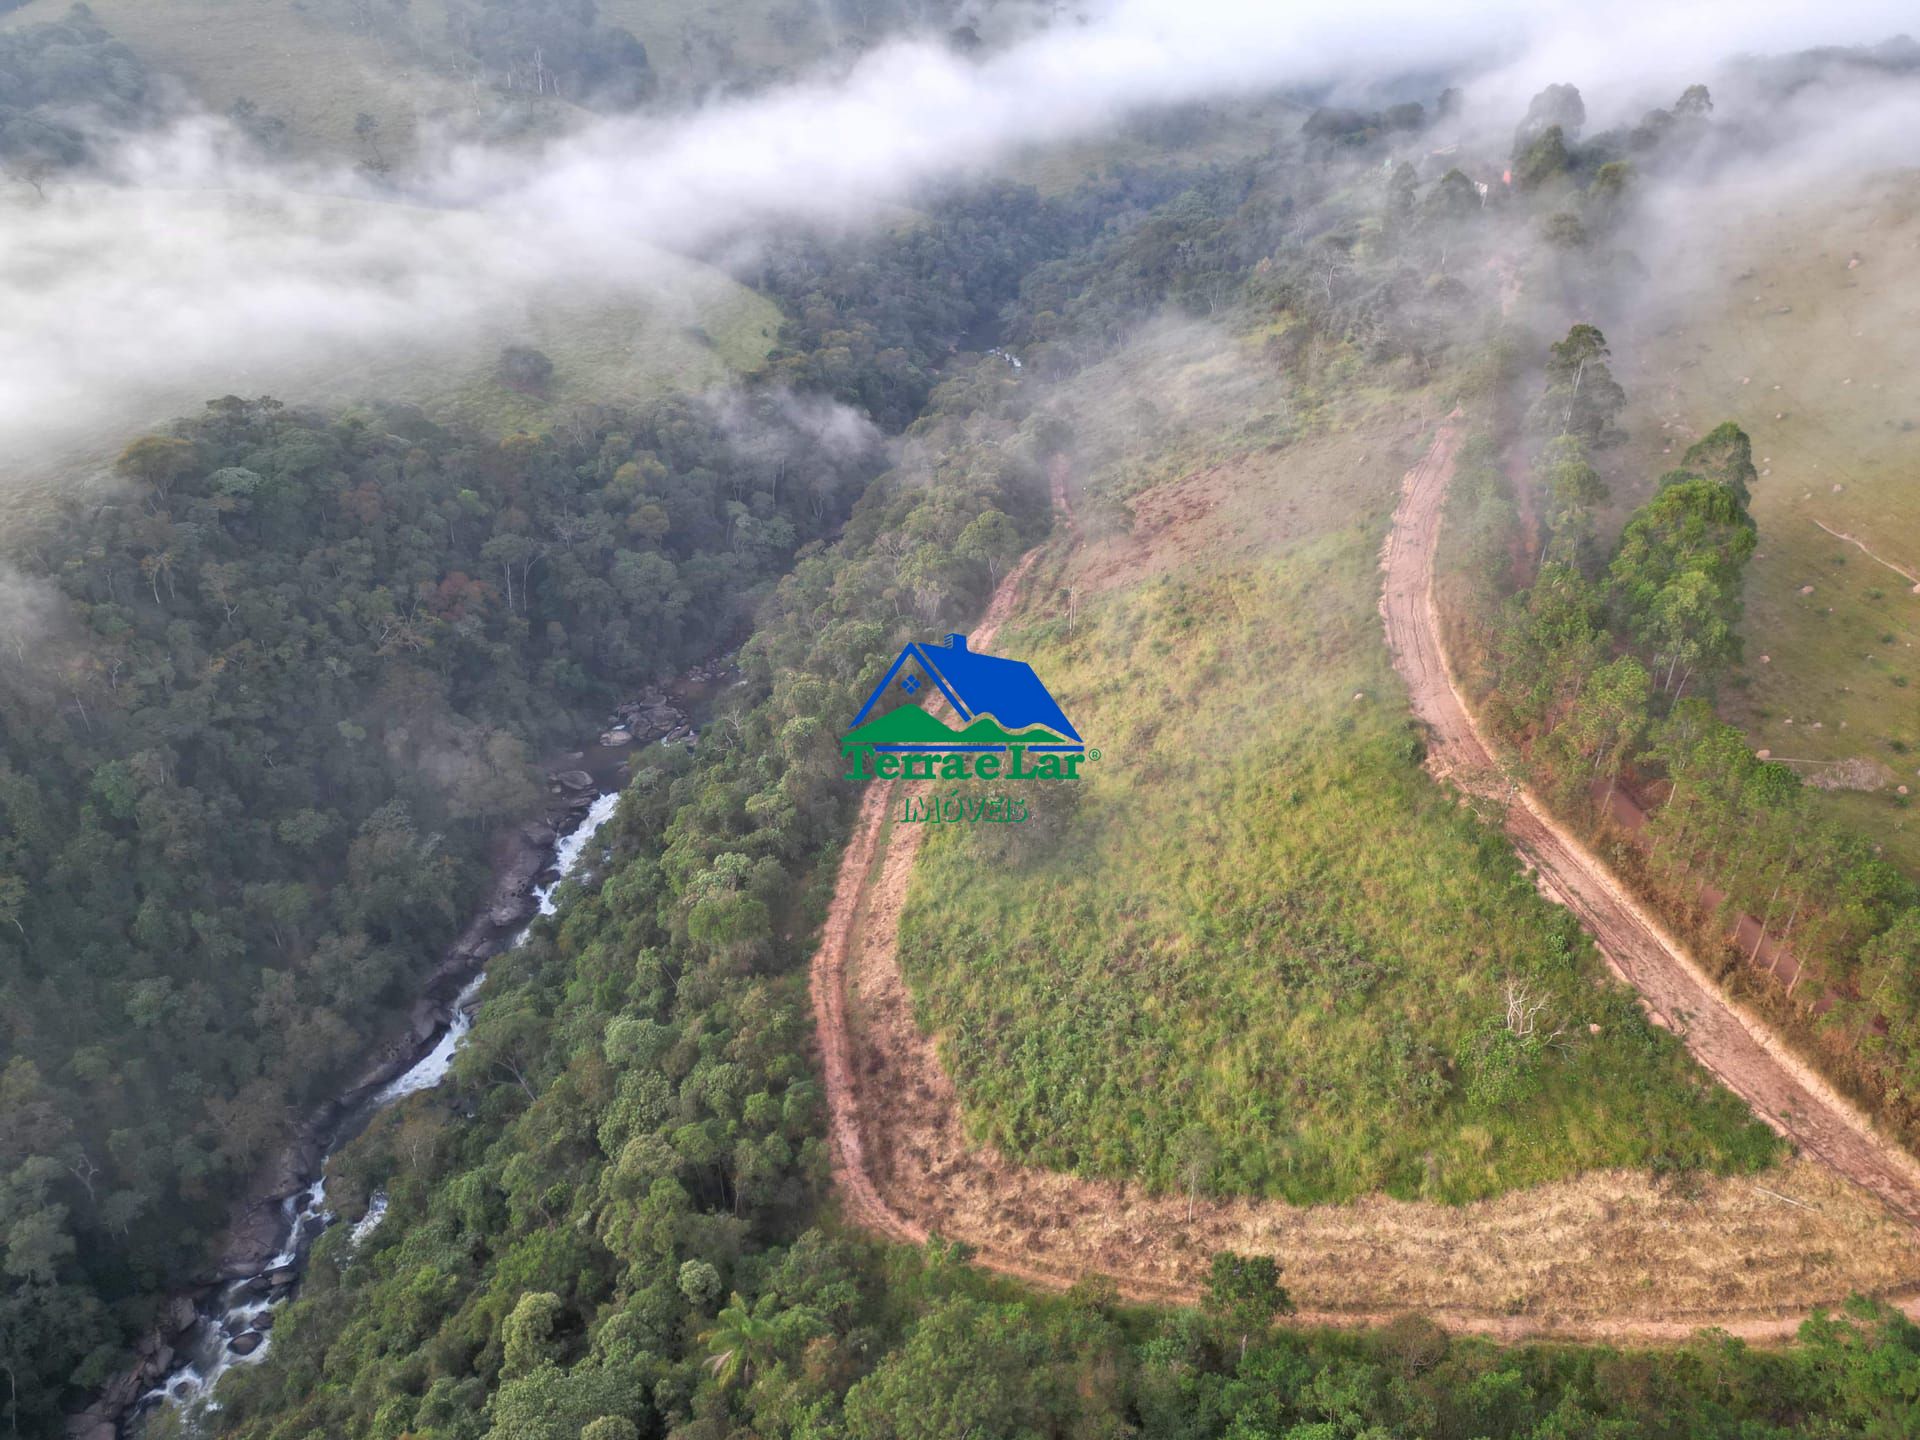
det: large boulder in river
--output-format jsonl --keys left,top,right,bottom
{"left": 227, "top": 1331, "right": 265, "bottom": 1357}
{"left": 216, "top": 1204, "right": 291, "bottom": 1280}
{"left": 489, "top": 896, "right": 534, "bottom": 928}
{"left": 252, "top": 1136, "right": 323, "bottom": 1204}
{"left": 554, "top": 769, "right": 595, "bottom": 792}
{"left": 164, "top": 1294, "right": 199, "bottom": 1338}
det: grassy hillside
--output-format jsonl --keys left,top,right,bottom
{"left": 895, "top": 325, "right": 1779, "bottom": 1206}
{"left": 1, "top": 187, "right": 780, "bottom": 520}
{"left": 1, "top": 0, "right": 876, "bottom": 160}
{"left": 593, "top": 0, "right": 820, "bottom": 83}
{"left": 0, "top": 0, "right": 494, "bottom": 160}
{"left": 1608, "top": 170, "right": 1920, "bottom": 871}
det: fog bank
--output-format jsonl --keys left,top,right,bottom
{"left": 3, "top": 0, "right": 1915, "bottom": 477}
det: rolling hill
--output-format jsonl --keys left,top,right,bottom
{"left": 894, "top": 321, "right": 1780, "bottom": 1208}
{"left": 840, "top": 704, "right": 1068, "bottom": 748}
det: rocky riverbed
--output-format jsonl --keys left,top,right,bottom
{"left": 69, "top": 657, "right": 735, "bottom": 1439}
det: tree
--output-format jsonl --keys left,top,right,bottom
{"left": 352, "top": 110, "right": 387, "bottom": 175}
{"left": 844, "top": 1299, "right": 1056, "bottom": 1440}
{"left": 1514, "top": 83, "right": 1585, "bottom": 150}
{"left": 1384, "top": 159, "right": 1418, "bottom": 232}
{"left": 1859, "top": 911, "right": 1920, "bottom": 1028}
{"left": 487, "top": 1362, "right": 645, "bottom": 1440}
{"left": 1493, "top": 562, "right": 1605, "bottom": 733}
{"left": 1678, "top": 420, "right": 1758, "bottom": 503}
{"left": 1421, "top": 168, "right": 1482, "bottom": 231}
{"left": 1798, "top": 1298, "right": 1920, "bottom": 1435}
{"left": 1171, "top": 1123, "right": 1218, "bottom": 1223}
{"left": 0, "top": 875, "right": 26, "bottom": 937}
{"left": 1675, "top": 84, "right": 1713, "bottom": 118}
{"left": 1513, "top": 125, "right": 1571, "bottom": 192}
{"left": 503, "top": 1291, "right": 565, "bottom": 1379}
{"left": 678, "top": 1258, "right": 722, "bottom": 1308}
{"left": 498, "top": 345, "right": 555, "bottom": 396}
{"left": 227, "top": 96, "right": 289, "bottom": 153}
{"left": 700, "top": 1292, "right": 793, "bottom": 1390}
{"left": 114, "top": 435, "right": 196, "bottom": 498}
{"left": 1587, "top": 160, "right": 1632, "bottom": 229}
{"left": 1530, "top": 325, "right": 1626, "bottom": 446}
{"left": 1607, "top": 437, "right": 1758, "bottom": 694}
{"left": 1202, "top": 1251, "right": 1293, "bottom": 1362}
{"left": 1540, "top": 210, "right": 1587, "bottom": 250}
{"left": 1564, "top": 655, "right": 1651, "bottom": 804}
{"left": 1537, "top": 434, "right": 1608, "bottom": 571}
{"left": 956, "top": 509, "right": 1020, "bottom": 587}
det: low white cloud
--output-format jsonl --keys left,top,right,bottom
{"left": 1, "top": 0, "right": 1915, "bottom": 479}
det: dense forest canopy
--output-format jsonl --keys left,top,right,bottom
{"left": 0, "top": 391, "right": 877, "bottom": 1416}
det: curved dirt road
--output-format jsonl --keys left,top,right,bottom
{"left": 808, "top": 429, "right": 1920, "bottom": 1340}
{"left": 1379, "top": 414, "right": 1920, "bottom": 1228}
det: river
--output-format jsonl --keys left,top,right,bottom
{"left": 129, "top": 789, "right": 625, "bottom": 1429}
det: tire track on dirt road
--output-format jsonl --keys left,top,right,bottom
{"left": 807, "top": 438, "right": 1920, "bottom": 1341}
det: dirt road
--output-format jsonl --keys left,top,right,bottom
{"left": 806, "top": 433, "right": 1920, "bottom": 1341}
{"left": 807, "top": 537, "right": 1052, "bottom": 1264}
{"left": 1379, "top": 413, "right": 1920, "bottom": 1228}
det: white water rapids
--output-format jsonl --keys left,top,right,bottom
{"left": 136, "top": 789, "right": 623, "bottom": 1426}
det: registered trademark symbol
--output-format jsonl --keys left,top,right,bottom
{"left": 1087, "top": 748, "right": 1101, "bottom": 762}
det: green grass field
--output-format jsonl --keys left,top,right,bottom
{"left": 2, "top": 0, "right": 495, "bottom": 160}
{"left": 893, "top": 331, "right": 1780, "bottom": 1207}
{"left": 1607, "top": 170, "right": 1920, "bottom": 872}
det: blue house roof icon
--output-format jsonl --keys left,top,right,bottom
{"left": 850, "top": 633, "right": 1082, "bottom": 745}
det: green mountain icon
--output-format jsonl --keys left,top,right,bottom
{"left": 840, "top": 704, "right": 959, "bottom": 748}
{"left": 952, "top": 715, "right": 1067, "bottom": 746}
{"left": 840, "top": 705, "right": 1065, "bottom": 750}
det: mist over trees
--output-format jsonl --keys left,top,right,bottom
{"left": 0, "top": 8, "right": 149, "bottom": 170}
